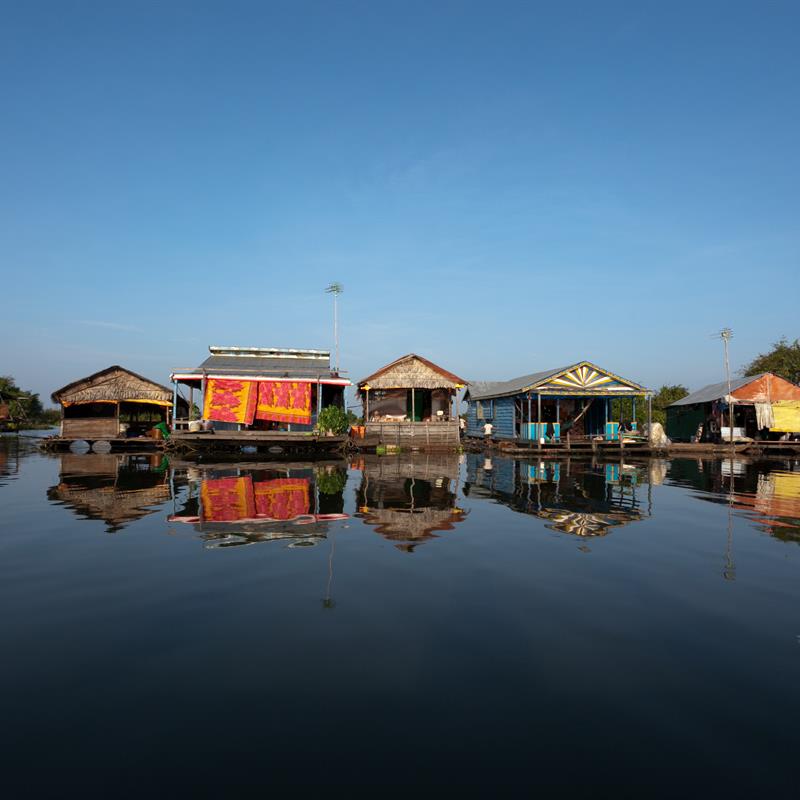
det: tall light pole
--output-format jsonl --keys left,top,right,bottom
{"left": 325, "top": 282, "right": 343, "bottom": 373}
{"left": 720, "top": 328, "right": 734, "bottom": 444}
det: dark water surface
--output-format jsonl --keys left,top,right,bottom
{"left": 2, "top": 435, "right": 800, "bottom": 795}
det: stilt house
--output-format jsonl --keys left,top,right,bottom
{"left": 356, "top": 354, "right": 467, "bottom": 448}
{"left": 169, "top": 346, "right": 351, "bottom": 431}
{"left": 464, "top": 361, "right": 651, "bottom": 441}
{"left": 51, "top": 366, "right": 184, "bottom": 440}
{"left": 666, "top": 372, "right": 800, "bottom": 442}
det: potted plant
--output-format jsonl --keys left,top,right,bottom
{"left": 317, "top": 405, "right": 349, "bottom": 436}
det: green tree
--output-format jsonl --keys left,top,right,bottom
{"left": 742, "top": 337, "right": 800, "bottom": 384}
{"left": 611, "top": 384, "right": 688, "bottom": 427}
{"left": 0, "top": 375, "right": 56, "bottom": 428}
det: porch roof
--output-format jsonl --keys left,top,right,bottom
{"left": 466, "top": 361, "right": 649, "bottom": 401}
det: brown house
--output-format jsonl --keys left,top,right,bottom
{"left": 51, "top": 365, "right": 185, "bottom": 440}
{"left": 356, "top": 354, "right": 467, "bottom": 448}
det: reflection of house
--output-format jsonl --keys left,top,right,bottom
{"left": 169, "top": 346, "right": 350, "bottom": 431}
{"left": 464, "top": 454, "right": 646, "bottom": 537}
{"left": 355, "top": 454, "right": 465, "bottom": 551}
{"left": 730, "top": 470, "right": 800, "bottom": 540}
{"left": 51, "top": 365, "right": 186, "bottom": 440}
{"left": 465, "top": 361, "right": 651, "bottom": 441}
{"left": 357, "top": 354, "right": 467, "bottom": 448}
{"left": 667, "top": 458, "right": 800, "bottom": 542}
{"left": 47, "top": 453, "right": 172, "bottom": 532}
{"left": 666, "top": 373, "right": 800, "bottom": 442}
{"left": 168, "top": 466, "right": 349, "bottom": 547}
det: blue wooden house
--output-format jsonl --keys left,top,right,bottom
{"left": 464, "top": 361, "right": 652, "bottom": 442}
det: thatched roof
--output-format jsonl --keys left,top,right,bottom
{"left": 48, "top": 480, "right": 171, "bottom": 532}
{"left": 52, "top": 365, "right": 176, "bottom": 406}
{"left": 358, "top": 506, "right": 467, "bottom": 551}
{"left": 357, "top": 354, "right": 466, "bottom": 392}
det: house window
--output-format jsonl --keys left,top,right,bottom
{"left": 476, "top": 400, "right": 494, "bottom": 420}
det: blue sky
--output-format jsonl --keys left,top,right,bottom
{"left": 2, "top": 0, "right": 798, "bottom": 404}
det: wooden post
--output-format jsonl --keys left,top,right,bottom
{"left": 317, "top": 380, "right": 322, "bottom": 417}
{"left": 201, "top": 375, "right": 207, "bottom": 420}
{"left": 648, "top": 393, "right": 652, "bottom": 431}
{"left": 189, "top": 385, "right": 194, "bottom": 421}
{"left": 172, "top": 381, "right": 178, "bottom": 431}
{"left": 411, "top": 387, "right": 416, "bottom": 422}
{"left": 365, "top": 388, "right": 369, "bottom": 422}
{"left": 527, "top": 393, "right": 532, "bottom": 440}
{"left": 537, "top": 392, "right": 542, "bottom": 450}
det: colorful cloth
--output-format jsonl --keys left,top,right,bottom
{"left": 201, "top": 476, "right": 256, "bottom": 522}
{"left": 204, "top": 379, "right": 257, "bottom": 424}
{"left": 771, "top": 401, "right": 800, "bottom": 433}
{"left": 254, "top": 478, "right": 310, "bottom": 520}
{"left": 256, "top": 381, "right": 312, "bottom": 424}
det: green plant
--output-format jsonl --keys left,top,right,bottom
{"left": 316, "top": 467, "right": 347, "bottom": 495}
{"left": 318, "top": 405, "right": 349, "bottom": 435}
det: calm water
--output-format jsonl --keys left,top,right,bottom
{"left": 2, "top": 434, "right": 800, "bottom": 795}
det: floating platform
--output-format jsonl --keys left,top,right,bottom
{"left": 467, "top": 436, "right": 800, "bottom": 458}
{"left": 166, "top": 430, "right": 348, "bottom": 459}
{"left": 39, "top": 436, "right": 164, "bottom": 453}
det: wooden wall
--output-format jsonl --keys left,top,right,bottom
{"left": 62, "top": 418, "right": 119, "bottom": 440}
{"left": 466, "top": 396, "right": 515, "bottom": 438}
{"left": 364, "top": 421, "right": 459, "bottom": 447}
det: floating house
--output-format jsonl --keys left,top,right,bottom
{"left": 51, "top": 365, "right": 185, "bottom": 442}
{"left": 356, "top": 354, "right": 467, "bottom": 448}
{"left": 169, "top": 346, "right": 350, "bottom": 432}
{"left": 666, "top": 372, "right": 800, "bottom": 442}
{"left": 465, "top": 361, "right": 652, "bottom": 441}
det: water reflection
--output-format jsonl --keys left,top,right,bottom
{"left": 47, "top": 453, "right": 173, "bottom": 532}
{"left": 353, "top": 454, "right": 466, "bottom": 551}
{"left": 464, "top": 454, "right": 649, "bottom": 537}
{"left": 169, "top": 461, "right": 349, "bottom": 548}
{"left": 666, "top": 457, "right": 800, "bottom": 542}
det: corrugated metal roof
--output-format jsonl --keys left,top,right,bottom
{"left": 176, "top": 353, "right": 336, "bottom": 380}
{"left": 669, "top": 374, "right": 768, "bottom": 406}
{"left": 466, "top": 367, "right": 570, "bottom": 400}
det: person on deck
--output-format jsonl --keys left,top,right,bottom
{"left": 483, "top": 421, "right": 493, "bottom": 439}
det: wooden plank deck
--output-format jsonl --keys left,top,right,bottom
{"left": 167, "top": 430, "right": 348, "bottom": 457}
{"left": 362, "top": 421, "right": 460, "bottom": 450}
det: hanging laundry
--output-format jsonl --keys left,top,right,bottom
{"left": 755, "top": 402, "right": 775, "bottom": 430}
{"left": 203, "top": 379, "right": 257, "bottom": 424}
{"left": 256, "top": 381, "right": 312, "bottom": 424}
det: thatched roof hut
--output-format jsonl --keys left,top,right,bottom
{"left": 51, "top": 366, "right": 185, "bottom": 440}
{"left": 357, "top": 354, "right": 467, "bottom": 425}
{"left": 357, "top": 354, "right": 466, "bottom": 393}
{"left": 52, "top": 365, "right": 175, "bottom": 406}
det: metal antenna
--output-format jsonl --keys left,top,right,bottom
{"left": 325, "top": 283, "right": 343, "bottom": 373}
{"left": 712, "top": 327, "right": 737, "bottom": 580}
{"left": 711, "top": 328, "right": 734, "bottom": 444}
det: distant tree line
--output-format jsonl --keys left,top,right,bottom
{"left": 742, "top": 337, "right": 800, "bottom": 384}
{"left": 611, "top": 384, "right": 689, "bottom": 428}
{"left": 0, "top": 376, "right": 60, "bottom": 429}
